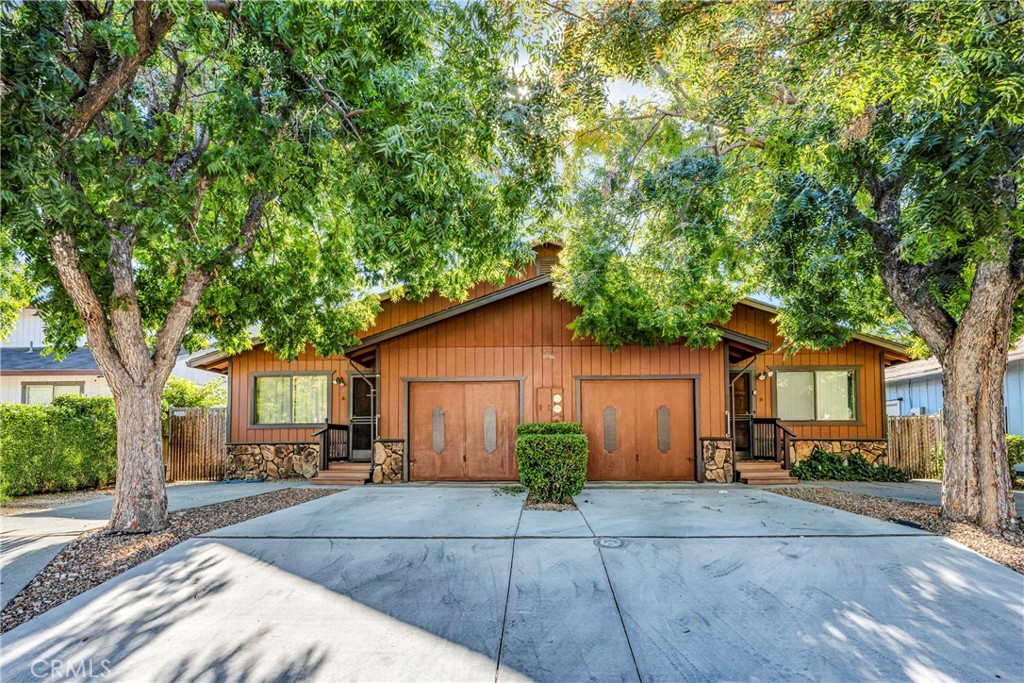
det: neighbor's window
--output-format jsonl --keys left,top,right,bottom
{"left": 22, "top": 383, "right": 83, "bottom": 405}
{"left": 253, "top": 374, "right": 329, "bottom": 425}
{"left": 776, "top": 369, "right": 857, "bottom": 422}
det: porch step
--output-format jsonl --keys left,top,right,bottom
{"left": 312, "top": 462, "right": 371, "bottom": 486}
{"left": 735, "top": 460, "right": 798, "bottom": 486}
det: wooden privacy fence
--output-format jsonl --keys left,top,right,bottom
{"left": 166, "top": 406, "right": 227, "bottom": 482}
{"left": 887, "top": 414, "right": 944, "bottom": 479}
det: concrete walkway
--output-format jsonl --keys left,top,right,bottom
{"left": 810, "top": 479, "right": 1024, "bottom": 516}
{"left": 0, "top": 481, "right": 307, "bottom": 610}
{"left": 2, "top": 485, "right": 1021, "bottom": 682}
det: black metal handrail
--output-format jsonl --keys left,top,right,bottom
{"left": 750, "top": 418, "right": 795, "bottom": 469}
{"left": 312, "top": 422, "right": 350, "bottom": 471}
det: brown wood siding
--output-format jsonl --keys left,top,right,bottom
{"left": 377, "top": 283, "right": 728, "bottom": 443}
{"left": 722, "top": 303, "right": 887, "bottom": 440}
{"left": 227, "top": 345, "right": 348, "bottom": 444}
{"left": 356, "top": 262, "right": 542, "bottom": 341}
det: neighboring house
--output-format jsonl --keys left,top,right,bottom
{"left": 885, "top": 339, "right": 1024, "bottom": 437}
{"left": 191, "top": 243, "right": 909, "bottom": 484}
{"left": 0, "top": 308, "right": 220, "bottom": 404}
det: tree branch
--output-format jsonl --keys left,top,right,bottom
{"left": 148, "top": 191, "right": 272, "bottom": 382}
{"left": 48, "top": 231, "right": 132, "bottom": 388}
{"left": 106, "top": 223, "right": 150, "bottom": 381}
{"left": 63, "top": 3, "right": 175, "bottom": 140}
{"left": 168, "top": 129, "right": 211, "bottom": 181}
{"left": 859, "top": 177, "right": 957, "bottom": 360}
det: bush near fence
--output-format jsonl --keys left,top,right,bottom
{"left": 0, "top": 395, "right": 117, "bottom": 499}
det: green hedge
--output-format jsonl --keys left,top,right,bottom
{"left": 516, "top": 422, "right": 584, "bottom": 436}
{"left": 516, "top": 432, "right": 588, "bottom": 503}
{"left": 0, "top": 395, "right": 117, "bottom": 499}
{"left": 790, "top": 450, "right": 909, "bottom": 483}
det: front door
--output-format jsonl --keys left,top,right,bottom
{"left": 731, "top": 371, "right": 752, "bottom": 453}
{"left": 349, "top": 374, "right": 378, "bottom": 462}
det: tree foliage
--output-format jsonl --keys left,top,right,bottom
{"left": 1, "top": 0, "right": 558, "bottom": 362}
{"left": 524, "top": 0, "right": 1023, "bottom": 353}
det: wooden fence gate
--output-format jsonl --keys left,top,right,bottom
{"left": 166, "top": 406, "right": 227, "bottom": 482}
{"left": 887, "top": 414, "right": 944, "bottom": 480}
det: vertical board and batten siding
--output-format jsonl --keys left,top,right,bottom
{"left": 722, "top": 303, "right": 888, "bottom": 441}
{"left": 227, "top": 346, "right": 348, "bottom": 444}
{"left": 376, "top": 282, "right": 727, "bottom": 442}
{"left": 356, "top": 261, "right": 542, "bottom": 342}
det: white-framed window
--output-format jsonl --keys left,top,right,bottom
{"left": 885, "top": 399, "right": 902, "bottom": 416}
{"left": 252, "top": 373, "right": 330, "bottom": 426}
{"left": 776, "top": 369, "right": 858, "bottom": 422}
{"left": 22, "top": 382, "right": 84, "bottom": 405}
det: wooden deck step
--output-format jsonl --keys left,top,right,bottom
{"left": 735, "top": 460, "right": 798, "bottom": 485}
{"left": 312, "top": 462, "right": 371, "bottom": 486}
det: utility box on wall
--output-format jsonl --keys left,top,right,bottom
{"left": 536, "top": 387, "right": 564, "bottom": 422}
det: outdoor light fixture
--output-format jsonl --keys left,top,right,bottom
{"left": 758, "top": 369, "right": 774, "bottom": 381}
{"left": 334, "top": 376, "right": 346, "bottom": 387}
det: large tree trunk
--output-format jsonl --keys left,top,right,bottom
{"left": 938, "top": 266, "right": 1019, "bottom": 531}
{"left": 108, "top": 381, "right": 168, "bottom": 533}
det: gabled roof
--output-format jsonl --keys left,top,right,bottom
{"left": 0, "top": 346, "right": 101, "bottom": 373}
{"left": 738, "top": 297, "right": 910, "bottom": 357}
{"left": 886, "top": 339, "right": 1024, "bottom": 382}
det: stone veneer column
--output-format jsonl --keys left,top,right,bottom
{"left": 701, "top": 438, "right": 734, "bottom": 483}
{"left": 371, "top": 440, "right": 405, "bottom": 483}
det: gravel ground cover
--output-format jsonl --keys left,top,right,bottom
{"left": 0, "top": 488, "right": 338, "bottom": 633}
{"left": 774, "top": 486, "right": 1024, "bottom": 574}
{"left": 0, "top": 489, "right": 114, "bottom": 516}
{"left": 523, "top": 492, "right": 577, "bottom": 511}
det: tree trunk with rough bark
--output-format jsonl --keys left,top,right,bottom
{"left": 938, "top": 269, "right": 1019, "bottom": 530}
{"left": 108, "top": 382, "right": 168, "bottom": 532}
{"left": 865, "top": 181, "right": 1022, "bottom": 532}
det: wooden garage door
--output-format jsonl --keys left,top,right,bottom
{"left": 580, "top": 379, "right": 696, "bottom": 481}
{"left": 409, "top": 381, "right": 519, "bottom": 481}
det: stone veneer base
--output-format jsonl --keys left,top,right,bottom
{"left": 225, "top": 443, "right": 320, "bottom": 480}
{"left": 789, "top": 439, "right": 888, "bottom": 465}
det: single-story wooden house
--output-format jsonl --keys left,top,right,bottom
{"left": 189, "top": 244, "right": 909, "bottom": 485}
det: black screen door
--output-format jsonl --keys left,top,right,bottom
{"left": 349, "top": 375, "right": 377, "bottom": 462}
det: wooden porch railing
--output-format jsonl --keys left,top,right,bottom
{"left": 750, "top": 418, "right": 797, "bottom": 469}
{"left": 312, "top": 422, "right": 350, "bottom": 471}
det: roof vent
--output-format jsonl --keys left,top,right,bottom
{"left": 537, "top": 257, "right": 557, "bottom": 276}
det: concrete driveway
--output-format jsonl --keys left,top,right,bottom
{"left": 1, "top": 486, "right": 1021, "bottom": 682}
{"left": 0, "top": 481, "right": 307, "bottom": 609}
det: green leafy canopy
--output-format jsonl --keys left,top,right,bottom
{"left": 520, "top": 0, "right": 1023, "bottom": 353}
{"left": 1, "top": 0, "right": 560, "bottom": 360}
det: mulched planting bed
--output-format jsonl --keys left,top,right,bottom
{"left": 524, "top": 491, "right": 577, "bottom": 511}
{"left": 0, "top": 487, "right": 338, "bottom": 634}
{"left": 774, "top": 486, "right": 1024, "bottom": 574}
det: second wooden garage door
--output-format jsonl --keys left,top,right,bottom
{"left": 580, "top": 378, "right": 696, "bottom": 481}
{"left": 409, "top": 381, "right": 519, "bottom": 481}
